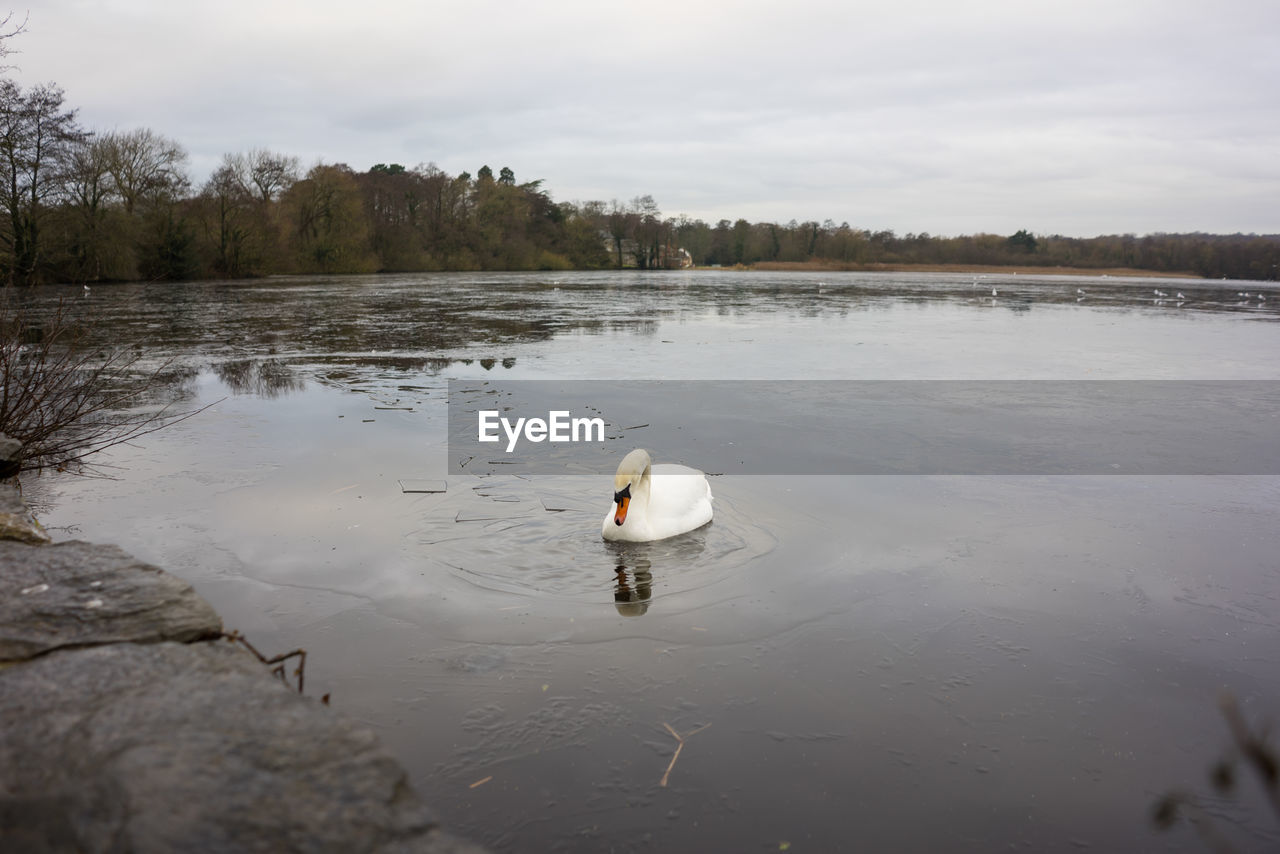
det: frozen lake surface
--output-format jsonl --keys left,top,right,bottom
{"left": 25, "top": 270, "right": 1280, "bottom": 852}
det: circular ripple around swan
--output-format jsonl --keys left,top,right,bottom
{"left": 414, "top": 476, "right": 775, "bottom": 609}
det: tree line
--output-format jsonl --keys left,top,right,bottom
{"left": 1, "top": 73, "right": 1277, "bottom": 284}
{"left": 681, "top": 222, "right": 1280, "bottom": 280}
{"left": 0, "top": 88, "right": 617, "bottom": 285}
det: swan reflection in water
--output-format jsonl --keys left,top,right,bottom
{"left": 604, "top": 529, "right": 708, "bottom": 616}
{"left": 613, "top": 561, "right": 652, "bottom": 616}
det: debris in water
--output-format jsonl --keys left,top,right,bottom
{"left": 660, "top": 721, "right": 711, "bottom": 787}
{"left": 223, "top": 630, "right": 309, "bottom": 694}
{"left": 398, "top": 479, "right": 447, "bottom": 494}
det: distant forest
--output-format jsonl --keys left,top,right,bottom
{"left": 2, "top": 80, "right": 1279, "bottom": 285}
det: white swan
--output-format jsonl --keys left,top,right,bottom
{"left": 602, "top": 449, "right": 713, "bottom": 542}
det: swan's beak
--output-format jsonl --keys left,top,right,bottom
{"left": 614, "top": 496, "right": 630, "bottom": 526}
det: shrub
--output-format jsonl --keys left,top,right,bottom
{"left": 0, "top": 294, "right": 202, "bottom": 474}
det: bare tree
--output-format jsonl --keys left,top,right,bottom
{"left": 606, "top": 199, "right": 637, "bottom": 268}
{"left": 245, "top": 148, "right": 298, "bottom": 204}
{"left": 62, "top": 136, "right": 117, "bottom": 280}
{"left": 100, "top": 128, "right": 189, "bottom": 214}
{"left": 210, "top": 148, "right": 300, "bottom": 205}
{"left": 0, "top": 81, "right": 87, "bottom": 285}
{"left": 0, "top": 12, "right": 26, "bottom": 72}
{"left": 630, "top": 195, "right": 663, "bottom": 268}
{"left": 199, "top": 156, "right": 258, "bottom": 277}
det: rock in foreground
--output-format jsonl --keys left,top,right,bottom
{"left": 0, "top": 472, "right": 487, "bottom": 854}
{"left": 0, "top": 539, "right": 223, "bottom": 661}
{"left": 0, "top": 640, "right": 485, "bottom": 853}
{"left": 0, "top": 481, "right": 49, "bottom": 544}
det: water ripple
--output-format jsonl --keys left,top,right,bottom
{"left": 414, "top": 475, "right": 776, "bottom": 611}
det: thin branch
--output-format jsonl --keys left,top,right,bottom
{"left": 1219, "top": 693, "right": 1280, "bottom": 819}
{"left": 659, "top": 722, "right": 710, "bottom": 787}
{"left": 1, "top": 296, "right": 212, "bottom": 474}
{"left": 222, "top": 630, "right": 309, "bottom": 695}
{"left": 1153, "top": 692, "right": 1280, "bottom": 851}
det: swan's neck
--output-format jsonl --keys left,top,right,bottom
{"left": 631, "top": 466, "right": 652, "bottom": 515}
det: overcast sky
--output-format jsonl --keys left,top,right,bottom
{"left": 11, "top": 0, "right": 1280, "bottom": 236}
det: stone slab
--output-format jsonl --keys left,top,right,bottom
{"left": 0, "top": 483, "right": 49, "bottom": 544}
{"left": 0, "top": 539, "right": 223, "bottom": 661}
{"left": 0, "top": 641, "right": 486, "bottom": 853}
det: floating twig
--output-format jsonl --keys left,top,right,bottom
{"left": 660, "top": 721, "right": 711, "bottom": 787}
{"left": 223, "top": 630, "right": 308, "bottom": 695}
{"left": 469, "top": 775, "right": 494, "bottom": 789}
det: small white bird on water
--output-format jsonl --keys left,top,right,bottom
{"left": 602, "top": 449, "right": 713, "bottom": 542}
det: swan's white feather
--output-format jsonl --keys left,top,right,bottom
{"left": 602, "top": 449, "right": 713, "bottom": 542}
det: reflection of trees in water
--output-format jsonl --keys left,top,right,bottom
{"left": 21, "top": 276, "right": 1278, "bottom": 400}
{"left": 214, "top": 358, "right": 305, "bottom": 398}
{"left": 315, "top": 356, "right": 517, "bottom": 386}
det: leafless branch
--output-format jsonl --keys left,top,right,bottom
{"left": 1152, "top": 691, "right": 1280, "bottom": 851}
{"left": 223, "top": 630, "right": 309, "bottom": 695}
{"left": 1, "top": 295, "right": 214, "bottom": 474}
{"left": 659, "top": 721, "right": 710, "bottom": 787}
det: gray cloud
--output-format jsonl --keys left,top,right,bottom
{"left": 13, "top": 0, "right": 1280, "bottom": 235}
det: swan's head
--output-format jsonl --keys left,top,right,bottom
{"left": 611, "top": 449, "right": 652, "bottom": 526}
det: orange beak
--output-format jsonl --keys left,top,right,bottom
{"left": 614, "top": 496, "right": 630, "bottom": 526}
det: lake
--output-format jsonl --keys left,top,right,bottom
{"left": 22, "top": 270, "right": 1280, "bottom": 852}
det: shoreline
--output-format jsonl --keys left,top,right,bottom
{"left": 0, "top": 438, "right": 487, "bottom": 854}
{"left": 745, "top": 261, "right": 1204, "bottom": 278}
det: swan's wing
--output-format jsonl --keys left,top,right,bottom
{"left": 648, "top": 465, "right": 714, "bottom": 526}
